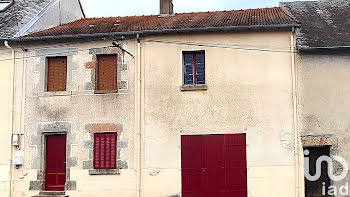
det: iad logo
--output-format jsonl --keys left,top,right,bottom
{"left": 304, "top": 149, "right": 348, "bottom": 181}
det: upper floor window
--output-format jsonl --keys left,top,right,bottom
{"left": 97, "top": 55, "right": 118, "bottom": 92}
{"left": 183, "top": 51, "right": 205, "bottom": 85}
{"left": 47, "top": 57, "right": 67, "bottom": 92}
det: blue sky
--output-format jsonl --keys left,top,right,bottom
{"left": 79, "top": 0, "right": 305, "bottom": 17}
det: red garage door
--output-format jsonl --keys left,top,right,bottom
{"left": 181, "top": 134, "right": 247, "bottom": 197}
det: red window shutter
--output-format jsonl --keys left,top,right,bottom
{"left": 110, "top": 133, "right": 117, "bottom": 169}
{"left": 100, "top": 135, "right": 106, "bottom": 169}
{"left": 97, "top": 55, "right": 118, "bottom": 90}
{"left": 94, "top": 133, "right": 117, "bottom": 169}
{"left": 47, "top": 57, "right": 67, "bottom": 92}
{"left": 93, "top": 134, "right": 101, "bottom": 169}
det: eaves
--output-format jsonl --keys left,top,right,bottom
{"left": 299, "top": 46, "right": 350, "bottom": 54}
{"left": 7, "top": 24, "right": 301, "bottom": 42}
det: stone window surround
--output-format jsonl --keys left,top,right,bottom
{"left": 180, "top": 84, "right": 208, "bottom": 91}
{"left": 83, "top": 123, "right": 128, "bottom": 175}
{"left": 30, "top": 122, "right": 77, "bottom": 191}
{"left": 34, "top": 48, "right": 79, "bottom": 96}
{"left": 301, "top": 135, "right": 337, "bottom": 148}
{"left": 83, "top": 47, "right": 129, "bottom": 92}
{"left": 32, "top": 47, "right": 130, "bottom": 97}
{"left": 301, "top": 135, "right": 338, "bottom": 160}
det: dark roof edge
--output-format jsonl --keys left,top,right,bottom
{"left": 6, "top": 24, "right": 300, "bottom": 42}
{"left": 299, "top": 46, "right": 350, "bottom": 53}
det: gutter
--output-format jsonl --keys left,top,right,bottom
{"left": 4, "top": 40, "right": 15, "bottom": 197}
{"left": 299, "top": 46, "right": 350, "bottom": 53}
{"left": 7, "top": 24, "right": 301, "bottom": 42}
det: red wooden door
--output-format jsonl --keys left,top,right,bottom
{"left": 224, "top": 134, "right": 247, "bottom": 197}
{"left": 181, "top": 135, "right": 203, "bottom": 197}
{"left": 181, "top": 134, "right": 247, "bottom": 197}
{"left": 46, "top": 135, "right": 66, "bottom": 191}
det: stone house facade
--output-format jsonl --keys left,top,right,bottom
{"left": 6, "top": 1, "right": 304, "bottom": 197}
{"left": 0, "top": 0, "right": 84, "bottom": 196}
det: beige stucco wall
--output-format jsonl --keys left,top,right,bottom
{"left": 297, "top": 53, "right": 350, "bottom": 192}
{"left": 141, "top": 31, "right": 301, "bottom": 197}
{"left": 0, "top": 46, "right": 13, "bottom": 197}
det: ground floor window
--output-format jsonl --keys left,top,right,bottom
{"left": 93, "top": 133, "right": 117, "bottom": 169}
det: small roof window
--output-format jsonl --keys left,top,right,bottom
{"left": 0, "top": 0, "right": 13, "bottom": 12}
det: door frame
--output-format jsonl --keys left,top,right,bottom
{"left": 44, "top": 133, "right": 67, "bottom": 191}
{"left": 28, "top": 122, "right": 77, "bottom": 192}
{"left": 180, "top": 133, "right": 248, "bottom": 197}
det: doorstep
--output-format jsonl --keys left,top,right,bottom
{"left": 31, "top": 191, "right": 68, "bottom": 197}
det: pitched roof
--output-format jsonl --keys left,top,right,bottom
{"left": 281, "top": 0, "right": 350, "bottom": 49}
{"left": 27, "top": 7, "right": 299, "bottom": 38}
{"left": 0, "top": 0, "right": 52, "bottom": 39}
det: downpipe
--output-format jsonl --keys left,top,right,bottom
{"left": 136, "top": 33, "right": 143, "bottom": 197}
{"left": 291, "top": 28, "right": 300, "bottom": 197}
{"left": 4, "top": 40, "right": 15, "bottom": 197}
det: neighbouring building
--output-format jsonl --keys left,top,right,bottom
{"left": 0, "top": 0, "right": 84, "bottom": 196}
{"left": 282, "top": 0, "right": 350, "bottom": 196}
{"left": 6, "top": 1, "right": 304, "bottom": 197}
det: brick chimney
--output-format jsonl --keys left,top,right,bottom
{"left": 159, "top": 0, "right": 174, "bottom": 17}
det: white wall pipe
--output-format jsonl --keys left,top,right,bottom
{"left": 4, "top": 40, "right": 15, "bottom": 197}
{"left": 135, "top": 34, "right": 142, "bottom": 197}
{"left": 291, "top": 29, "right": 300, "bottom": 197}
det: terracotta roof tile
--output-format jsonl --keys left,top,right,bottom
{"left": 29, "top": 7, "right": 299, "bottom": 37}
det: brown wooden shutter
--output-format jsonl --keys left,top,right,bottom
{"left": 97, "top": 55, "right": 118, "bottom": 91}
{"left": 47, "top": 57, "right": 67, "bottom": 92}
{"left": 94, "top": 133, "right": 117, "bottom": 169}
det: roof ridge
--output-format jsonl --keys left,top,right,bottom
{"left": 24, "top": 6, "right": 300, "bottom": 39}
{"left": 79, "top": 7, "right": 284, "bottom": 21}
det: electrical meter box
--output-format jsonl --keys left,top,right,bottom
{"left": 12, "top": 133, "right": 19, "bottom": 146}
{"left": 12, "top": 155, "right": 23, "bottom": 165}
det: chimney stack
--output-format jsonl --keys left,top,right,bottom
{"left": 159, "top": 0, "right": 174, "bottom": 17}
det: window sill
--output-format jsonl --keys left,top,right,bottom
{"left": 180, "top": 84, "right": 207, "bottom": 91}
{"left": 89, "top": 169, "right": 120, "bottom": 175}
{"left": 38, "top": 91, "right": 72, "bottom": 97}
{"left": 94, "top": 89, "right": 118, "bottom": 94}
